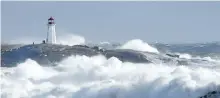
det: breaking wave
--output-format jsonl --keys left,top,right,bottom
{"left": 119, "top": 39, "right": 159, "bottom": 54}
{"left": 56, "top": 33, "right": 85, "bottom": 46}
{"left": 179, "top": 53, "right": 192, "bottom": 59}
{"left": 2, "top": 36, "right": 220, "bottom": 98}
{"left": 1, "top": 55, "right": 220, "bottom": 98}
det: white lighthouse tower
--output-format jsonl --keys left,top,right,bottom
{"left": 46, "top": 16, "right": 56, "bottom": 44}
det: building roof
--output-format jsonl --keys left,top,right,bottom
{"left": 48, "top": 17, "right": 54, "bottom": 20}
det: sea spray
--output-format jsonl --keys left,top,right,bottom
{"left": 56, "top": 33, "right": 85, "bottom": 46}
{"left": 1, "top": 55, "right": 220, "bottom": 98}
{"left": 119, "top": 39, "right": 159, "bottom": 54}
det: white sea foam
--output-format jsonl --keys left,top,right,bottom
{"left": 178, "top": 53, "right": 192, "bottom": 59}
{"left": 176, "top": 53, "right": 220, "bottom": 64}
{"left": 56, "top": 33, "right": 85, "bottom": 46}
{"left": 119, "top": 39, "right": 159, "bottom": 54}
{"left": 1, "top": 55, "right": 220, "bottom": 98}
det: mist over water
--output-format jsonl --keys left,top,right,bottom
{"left": 4, "top": 33, "right": 85, "bottom": 46}
{"left": 56, "top": 33, "right": 86, "bottom": 46}
{"left": 1, "top": 35, "right": 220, "bottom": 98}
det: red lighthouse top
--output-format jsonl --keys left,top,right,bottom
{"left": 48, "top": 17, "right": 54, "bottom": 20}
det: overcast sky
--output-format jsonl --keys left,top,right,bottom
{"left": 2, "top": 1, "right": 220, "bottom": 44}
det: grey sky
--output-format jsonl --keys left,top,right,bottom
{"left": 1, "top": 1, "right": 220, "bottom": 44}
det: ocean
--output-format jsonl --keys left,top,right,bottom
{"left": 1, "top": 39, "right": 220, "bottom": 98}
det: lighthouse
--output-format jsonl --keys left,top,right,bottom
{"left": 46, "top": 16, "right": 56, "bottom": 44}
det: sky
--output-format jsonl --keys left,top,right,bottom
{"left": 1, "top": 1, "right": 220, "bottom": 44}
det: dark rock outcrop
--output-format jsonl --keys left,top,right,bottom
{"left": 1, "top": 44, "right": 152, "bottom": 67}
{"left": 199, "top": 90, "right": 220, "bottom": 98}
{"left": 2, "top": 43, "right": 219, "bottom": 67}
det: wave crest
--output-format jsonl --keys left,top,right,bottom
{"left": 56, "top": 33, "right": 85, "bottom": 46}
{"left": 119, "top": 39, "right": 159, "bottom": 53}
{"left": 1, "top": 55, "right": 220, "bottom": 98}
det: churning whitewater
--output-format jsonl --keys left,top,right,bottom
{"left": 1, "top": 36, "right": 220, "bottom": 98}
